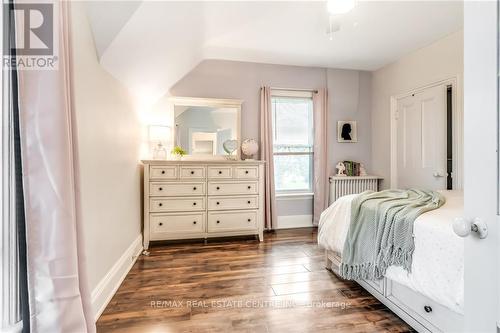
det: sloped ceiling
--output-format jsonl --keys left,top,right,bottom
{"left": 85, "top": 1, "right": 142, "bottom": 57}
{"left": 85, "top": 1, "right": 463, "bottom": 106}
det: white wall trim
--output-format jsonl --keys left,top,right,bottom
{"left": 276, "top": 192, "right": 314, "bottom": 200}
{"left": 91, "top": 234, "right": 143, "bottom": 322}
{"left": 276, "top": 215, "right": 313, "bottom": 229}
{"left": 390, "top": 76, "right": 463, "bottom": 189}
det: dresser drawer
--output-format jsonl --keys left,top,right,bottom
{"left": 150, "top": 197, "right": 205, "bottom": 212}
{"left": 208, "top": 181, "right": 258, "bottom": 196}
{"left": 180, "top": 166, "right": 206, "bottom": 179}
{"left": 208, "top": 210, "right": 257, "bottom": 232}
{"left": 150, "top": 166, "right": 177, "bottom": 180}
{"left": 151, "top": 212, "right": 205, "bottom": 235}
{"left": 234, "top": 166, "right": 259, "bottom": 179}
{"left": 207, "top": 166, "right": 232, "bottom": 179}
{"left": 149, "top": 182, "right": 205, "bottom": 196}
{"left": 208, "top": 196, "right": 258, "bottom": 210}
{"left": 386, "top": 280, "right": 463, "bottom": 332}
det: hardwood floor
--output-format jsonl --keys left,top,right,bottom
{"left": 97, "top": 228, "right": 414, "bottom": 333}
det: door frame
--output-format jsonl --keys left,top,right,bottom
{"left": 389, "top": 77, "right": 463, "bottom": 189}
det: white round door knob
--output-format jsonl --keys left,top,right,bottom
{"left": 453, "top": 217, "right": 471, "bottom": 237}
{"left": 453, "top": 217, "right": 488, "bottom": 239}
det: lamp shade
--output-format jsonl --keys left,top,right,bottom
{"left": 148, "top": 125, "right": 171, "bottom": 144}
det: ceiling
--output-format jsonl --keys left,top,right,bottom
{"left": 85, "top": 1, "right": 463, "bottom": 105}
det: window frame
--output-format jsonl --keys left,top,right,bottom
{"left": 1, "top": 3, "right": 23, "bottom": 331}
{"left": 270, "top": 90, "right": 314, "bottom": 195}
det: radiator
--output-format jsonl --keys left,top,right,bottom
{"left": 329, "top": 176, "right": 381, "bottom": 204}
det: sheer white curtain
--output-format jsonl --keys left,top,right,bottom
{"left": 260, "top": 86, "right": 277, "bottom": 229}
{"left": 17, "top": 2, "right": 94, "bottom": 332}
{"left": 313, "top": 89, "right": 330, "bottom": 225}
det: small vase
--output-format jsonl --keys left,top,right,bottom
{"left": 172, "top": 155, "right": 181, "bottom": 161}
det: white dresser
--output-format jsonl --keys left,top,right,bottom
{"left": 142, "top": 160, "right": 265, "bottom": 249}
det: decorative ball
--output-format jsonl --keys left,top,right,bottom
{"left": 241, "top": 139, "right": 259, "bottom": 157}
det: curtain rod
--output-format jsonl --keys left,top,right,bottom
{"left": 270, "top": 87, "right": 319, "bottom": 93}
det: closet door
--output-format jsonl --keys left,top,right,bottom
{"left": 395, "top": 85, "right": 447, "bottom": 190}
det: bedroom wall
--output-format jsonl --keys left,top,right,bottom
{"left": 328, "top": 69, "right": 372, "bottom": 169}
{"left": 70, "top": 2, "right": 143, "bottom": 317}
{"left": 371, "top": 30, "right": 464, "bottom": 189}
{"left": 165, "top": 60, "right": 372, "bottom": 225}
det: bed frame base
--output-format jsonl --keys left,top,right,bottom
{"left": 325, "top": 250, "right": 464, "bottom": 333}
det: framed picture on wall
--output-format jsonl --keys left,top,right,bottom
{"left": 337, "top": 121, "right": 358, "bottom": 143}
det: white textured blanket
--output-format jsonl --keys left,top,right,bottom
{"left": 318, "top": 190, "right": 464, "bottom": 314}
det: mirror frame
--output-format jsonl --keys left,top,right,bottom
{"left": 170, "top": 96, "right": 243, "bottom": 160}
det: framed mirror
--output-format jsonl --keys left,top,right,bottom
{"left": 170, "top": 97, "right": 242, "bottom": 160}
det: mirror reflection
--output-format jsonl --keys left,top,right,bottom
{"left": 174, "top": 105, "right": 239, "bottom": 156}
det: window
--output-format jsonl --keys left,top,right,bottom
{"left": 272, "top": 92, "right": 314, "bottom": 194}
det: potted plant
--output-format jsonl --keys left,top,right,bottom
{"left": 170, "top": 146, "right": 187, "bottom": 160}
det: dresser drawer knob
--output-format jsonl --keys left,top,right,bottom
{"left": 245, "top": 170, "right": 249, "bottom": 174}
{"left": 247, "top": 218, "right": 251, "bottom": 222}
{"left": 190, "top": 171, "right": 195, "bottom": 175}
{"left": 247, "top": 186, "right": 251, "bottom": 189}
{"left": 159, "top": 187, "right": 163, "bottom": 191}
{"left": 193, "top": 187, "right": 197, "bottom": 190}
{"left": 193, "top": 221, "right": 197, "bottom": 224}
{"left": 216, "top": 186, "right": 220, "bottom": 190}
{"left": 159, "top": 222, "right": 163, "bottom": 226}
{"left": 216, "top": 220, "right": 220, "bottom": 224}
{"left": 424, "top": 305, "right": 432, "bottom": 313}
{"left": 193, "top": 202, "right": 197, "bottom": 206}
{"left": 161, "top": 170, "right": 165, "bottom": 174}
{"left": 247, "top": 200, "right": 251, "bottom": 204}
{"left": 159, "top": 203, "right": 163, "bottom": 207}
{"left": 218, "top": 171, "right": 222, "bottom": 174}
{"left": 216, "top": 202, "right": 220, "bottom": 205}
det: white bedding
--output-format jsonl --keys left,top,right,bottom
{"left": 318, "top": 190, "right": 464, "bottom": 314}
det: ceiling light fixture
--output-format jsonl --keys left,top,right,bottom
{"left": 326, "top": 0, "right": 356, "bottom": 40}
{"left": 327, "top": 0, "right": 356, "bottom": 15}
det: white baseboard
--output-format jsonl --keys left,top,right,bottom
{"left": 276, "top": 214, "right": 313, "bottom": 229}
{"left": 91, "top": 234, "right": 143, "bottom": 321}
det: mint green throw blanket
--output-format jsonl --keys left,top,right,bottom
{"left": 340, "top": 189, "right": 445, "bottom": 281}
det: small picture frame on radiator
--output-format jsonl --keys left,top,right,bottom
{"left": 337, "top": 120, "right": 358, "bottom": 143}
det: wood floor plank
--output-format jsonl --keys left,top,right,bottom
{"left": 96, "top": 228, "right": 414, "bottom": 332}
{"left": 271, "top": 278, "right": 349, "bottom": 296}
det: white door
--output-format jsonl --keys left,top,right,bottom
{"left": 396, "top": 85, "right": 447, "bottom": 190}
{"left": 462, "top": 1, "right": 498, "bottom": 331}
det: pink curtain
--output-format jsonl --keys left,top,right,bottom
{"left": 313, "top": 89, "right": 330, "bottom": 225}
{"left": 260, "top": 87, "right": 277, "bottom": 229}
{"left": 17, "top": 2, "right": 95, "bottom": 332}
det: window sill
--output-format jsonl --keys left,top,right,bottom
{"left": 276, "top": 192, "right": 314, "bottom": 199}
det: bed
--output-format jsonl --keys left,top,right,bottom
{"left": 318, "top": 190, "right": 464, "bottom": 332}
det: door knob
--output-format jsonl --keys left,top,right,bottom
{"left": 453, "top": 217, "right": 488, "bottom": 239}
